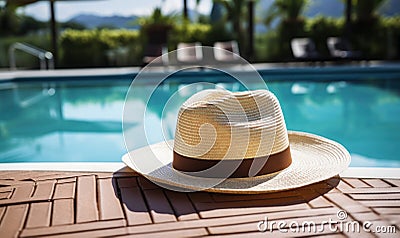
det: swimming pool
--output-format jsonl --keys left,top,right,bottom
{"left": 1, "top": 64, "right": 400, "bottom": 167}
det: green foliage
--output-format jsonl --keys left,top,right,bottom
{"left": 137, "top": 7, "right": 178, "bottom": 27}
{"left": 60, "top": 29, "right": 140, "bottom": 67}
{"left": 259, "top": 14, "right": 400, "bottom": 61}
{"left": 265, "top": 0, "right": 309, "bottom": 26}
{"left": 352, "top": 15, "right": 400, "bottom": 59}
{"left": 170, "top": 23, "right": 212, "bottom": 47}
{"left": 306, "top": 16, "right": 344, "bottom": 56}
{"left": 354, "top": 0, "right": 387, "bottom": 21}
{"left": 263, "top": 0, "right": 309, "bottom": 59}
{"left": 0, "top": 6, "right": 47, "bottom": 36}
{"left": 0, "top": 34, "right": 51, "bottom": 69}
{"left": 214, "top": 0, "right": 248, "bottom": 52}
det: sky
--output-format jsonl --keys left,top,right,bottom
{"left": 19, "top": 0, "right": 213, "bottom": 22}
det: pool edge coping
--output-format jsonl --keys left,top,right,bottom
{"left": 0, "top": 163, "right": 398, "bottom": 179}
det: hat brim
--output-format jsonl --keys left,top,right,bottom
{"left": 122, "top": 131, "right": 351, "bottom": 194}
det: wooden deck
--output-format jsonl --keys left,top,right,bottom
{"left": 0, "top": 169, "right": 399, "bottom": 237}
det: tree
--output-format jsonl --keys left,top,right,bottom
{"left": 354, "top": 0, "right": 386, "bottom": 22}
{"left": 213, "top": 0, "right": 247, "bottom": 49}
{"left": 0, "top": 4, "right": 19, "bottom": 36}
{"left": 264, "top": 0, "right": 308, "bottom": 59}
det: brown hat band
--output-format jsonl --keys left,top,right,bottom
{"left": 172, "top": 147, "right": 292, "bottom": 178}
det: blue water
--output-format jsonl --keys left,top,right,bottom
{"left": 1, "top": 67, "right": 400, "bottom": 167}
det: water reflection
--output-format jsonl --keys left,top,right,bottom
{"left": 0, "top": 76, "right": 400, "bottom": 167}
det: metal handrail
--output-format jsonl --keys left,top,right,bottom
{"left": 9, "top": 42, "right": 54, "bottom": 70}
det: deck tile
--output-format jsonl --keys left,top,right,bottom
{"left": 26, "top": 202, "right": 51, "bottom": 228}
{"left": 76, "top": 175, "right": 99, "bottom": 223}
{"left": 53, "top": 182, "right": 75, "bottom": 199}
{"left": 20, "top": 219, "right": 126, "bottom": 237}
{"left": 117, "top": 177, "right": 138, "bottom": 188}
{"left": 0, "top": 171, "right": 397, "bottom": 237}
{"left": 0, "top": 191, "right": 12, "bottom": 200}
{"left": 138, "top": 177, "right": 160, "bottom": 190}
{"left": 362, "top": 179, "right": 392, "bottom": 188}
{"left": 143, "top": 189, "right": 177, "bottom": 223}
{"left": 165, "top": 191, "right": 199, "bottom": 221}
{"left": 348, "top": 193, "right": 400, "bottom": 200}
{"left": 120, "top": 186, "right": 152, "bottom": 226}
{"left": 343, "top": 178, "right": 371, "bottom": 188}
{"left": 32, "top": 180, "right": 56, "bottom": 200}
{"left": 384, "top": 179, "right": 400, "bottom": 187}
{"left": 0, "top": 204, "right": 29, "bottom": 238}
{"left": 52, "top": 199, "right": 74, "bottom": 226}
{"left": 98, "top": 178, "right": 124, "bottom": 220}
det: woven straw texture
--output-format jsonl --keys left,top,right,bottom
{"left": 174, "top": 90, "right": 289, "bottom": 160}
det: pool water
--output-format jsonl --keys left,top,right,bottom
{"left": 1, "top": 68, "right": 400, "bottom": 167}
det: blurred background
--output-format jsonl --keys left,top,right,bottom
{"left": 1, "top": 0, "right": 399, "bottom": 69}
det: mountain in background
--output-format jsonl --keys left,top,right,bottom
{"left": 258, "top": 0, "right": 399, "bottom": 18}
{"left": 66, "top": 0, "right": 399, "bottom": 31}
{"left": 67, "top": 14, "right": 139, "bottom": 29}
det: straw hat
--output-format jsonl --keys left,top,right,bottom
{"left": 122, "top": 89, "right": 350, "bottom": 194}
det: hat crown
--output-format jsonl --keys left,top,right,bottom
{"left": 174, "top": 89, "right": 289, "bottom": 160}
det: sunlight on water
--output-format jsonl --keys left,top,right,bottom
{"left": 1, "top": 73, "right": 400, "bottom": 167}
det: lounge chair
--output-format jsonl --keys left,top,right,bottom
{"left": 291, "top": 38, "right": 321, "bottom": 61}
{"left": 177, "top": 42, "right": 203, "bottom": 63}
{"left": 142, "top": 44, "right": 168, "bottom": 66}
{"left": 213, "top": 41, "right": 240, "bottom": 62}
{"left": 327, "top": 37, "right": 362, "bottom": 60}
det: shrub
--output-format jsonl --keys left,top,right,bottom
{"left": 60, "top": 29, "right": 140, "bottom": 68}
{"left": 169, "top": 23, "right": 212, "bottom": 48}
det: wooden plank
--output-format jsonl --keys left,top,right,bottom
{"left": 384, "top": 179, "right": 400, "bottom": 187}
{"left": 118, "top": 207, "right": 338, "bottom": 235}
{"left": 336, "top": 180, "right": 353, "bottom": 191}
{"left": 207, "top": 214, "right": 339, "bottom": 235}
{"left": 20, "top": 219, "right": 126, "bottom": 237}
{"left": 138, "top": 177, "right": 159, "bottom": 190}
{"left": 350, "top": 212, "right": 381, "bottom": 222}
{"left": 349, "top": 193, "right": 400, "bottom": 200}
{"left": 0, "top": 191, "right": 12, "bottom": 200}
{"left": 53, "top": 182, "right": 75, "bottom": 199}
{"left": 25, "top": 202, "right": 52, "bottom": 228}
{"left": 372, "top": 207, "right": 400, "bottom": 215}
{"left": 118, "top": 177, "right": 138, "bottom": 188}
{"left": 338, "top": 187, "right": 400, "bottom": 194}
{"left": 0, "top": 206, "right": 5, "bottom": 221}
{"left": 0, "top": 186, "right": 13, "bottom": 193}
{"left": 11, "top": 183, "right": 34, "bottom": 200}
{"left": 32, "top": 180, "right": 56, "bottom": 200}
{"left": 57, "top": 177, "right": 76, "bottom": 184}
{"left": 97, "top": 178, "right": 124, "bottom": 220}
{"left": 308, "top": 194, "right": 334, "bottom": 208}
{"left": 0, "top": 204, "right": 29, "bottom": 238}
{"left": 359, "top": 200, "right": 400, "bottom": 207}
{"left": 211, "top": 190, "right": 298, "bottom": 202}
{"left": 52, "top": 199, "right": 74, "bottom": 226}
{"left": 188, "top": 192, "right": 214, "bottom": 203}
{"left": 362, "top": 179, "right": 392, "bottom": 188}
{"left": 143, "top": 189, "right": 177, "bottom": 223}
{"left": 165, "top": 191, "right": 199, "bottom": 221}
{"left": 76, "top": 175, "right": 99, "bottom": 223}
{"left": 324, "top": 193, "right": 371, "bottom": 213}
{"left": 343, "top": 178, "right": 370, "bottom": 188}
{"left": 126, "top": 228, "right": 208, "bottom": 238}
{"left": 197, "top": 203, "right": 309, "bottom": 219}
{"left": 120, "top": 186, "right": 152, "bottom": 226}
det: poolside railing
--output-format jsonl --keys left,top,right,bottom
{"left": 9, "top": 42, "right": 54, "bottom": 70}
